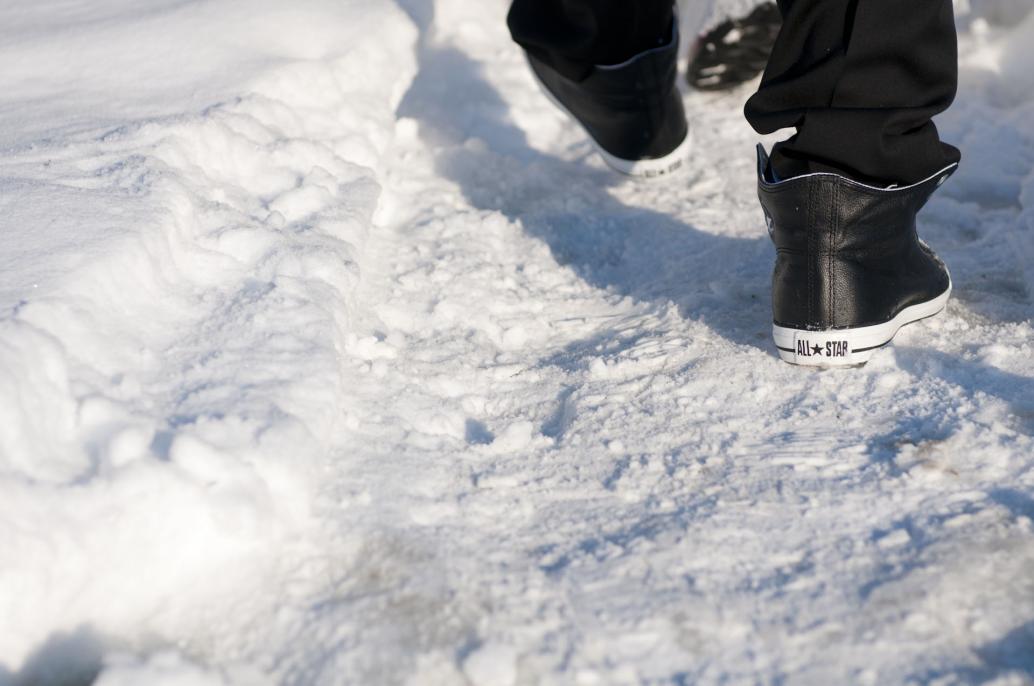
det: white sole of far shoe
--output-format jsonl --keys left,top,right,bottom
{"left": 772, "top": 282, "right": 952, "bottom": 367}
{"left": 529, "top": 64, "right": 692, "bottom": 179}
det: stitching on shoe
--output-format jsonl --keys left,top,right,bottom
{"left": 647, "top": 51, "right": 661, "bottom": 139}
{"left": 830, "top": 179, "right": 838, "bottom": 326}
{"left": 807, "top": 182, "right": 815, "bottom": 326}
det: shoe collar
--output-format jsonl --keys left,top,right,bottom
{"left": 595, "top": 15, "right": 679, "bottom": 71}
{"left": 756, "top": 143, "right": 958, "bottom": 194}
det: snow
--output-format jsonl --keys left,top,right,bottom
{"left": 0, "top": 0, "right": 1032, "bottom": 684}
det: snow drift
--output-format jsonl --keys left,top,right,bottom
{"left": 0, "top": 0, "right": 416, "bottom": 681}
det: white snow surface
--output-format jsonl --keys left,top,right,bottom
{"left": 0, "top": 1, "right": 1032, "bottom": 684}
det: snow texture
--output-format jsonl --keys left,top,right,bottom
{"left": 0, "top": 0, "right": 1032, "bottom": 684}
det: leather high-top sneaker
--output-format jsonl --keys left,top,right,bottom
{"left": 525, "top": 20, "right": 690, "bottom": 178}
{"left": 756, "top": 145, "right": 957, "bottom": 367}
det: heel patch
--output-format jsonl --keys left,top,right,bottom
{"left": 791, "top": 336, "right": 852, "bottom": 362}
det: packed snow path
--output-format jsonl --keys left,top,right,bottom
{"left": 1, "top": 1, "right": 1033, "bottom": 684}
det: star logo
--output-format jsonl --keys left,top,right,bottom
{"left": 811, "top": 344, "right": 823, "bottom": 356}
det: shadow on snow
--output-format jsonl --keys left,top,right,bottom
{"left": 394, "top": 0, "right": 773, "bottom": 367}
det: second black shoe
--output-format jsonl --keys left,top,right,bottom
{"left": 525, "top": 21, "right": 691, "bottom": 178}
{"left": 756, "top": 145, "right": 956, "bottom": 367}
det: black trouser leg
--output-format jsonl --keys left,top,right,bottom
{"left": 744, "top": 0, "right": 960, "bottom": 185}
{"left": 507, "top": 0, "right": 673, "bottom": 81}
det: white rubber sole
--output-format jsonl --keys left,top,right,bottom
{"left": 595, "top": 130, "right": 692, "bottom": 178}
{"left": 529, "top": 64, "right": 692, "bottom": 179}
{"left": 773, "top": 284, "right": 952, "bottom": 367}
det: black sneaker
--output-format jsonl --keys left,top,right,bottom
{"left": 525, "top": 21, "right": 690, "bottom": 178}
{"left": 756, "top": 145, "right": 956, "bottom": 367}
{"left": 688, "top": 2, "right": 781, "bottom": 91}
